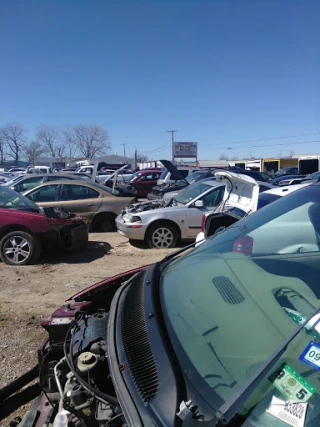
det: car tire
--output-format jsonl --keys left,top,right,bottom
{"left": 93, "top": 214, "right": 116, "bottom": 232}
{"left": 0, "top": 231, "right": 41, "bottom": 266}
{"left": 146, "top": 222, "right": 179, "bottom": 249}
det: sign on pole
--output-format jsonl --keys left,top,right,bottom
{"left": 173, "top": 142, "right": 197, "bottom": 159}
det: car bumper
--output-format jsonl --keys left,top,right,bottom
{"left": 115, "top": 214, "right": 147, "bottom": 240}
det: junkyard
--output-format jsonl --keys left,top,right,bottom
{"left": 2, "top": 1, "right": 320, "bottom": 426}
{"left": 0, "top": 231, "right": 175, "bottom": 425}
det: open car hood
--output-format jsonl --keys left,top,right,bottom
{"left": 215, "top": 171, "right": 259, "bottom": 214}
{"left": 160, "top": 159, "right": 186, "bottom": 181}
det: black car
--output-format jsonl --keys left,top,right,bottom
{"left": 7, "top": 183, "right": 320, "bottom": 426}
{"left": 272, "top": 174, "right": 305, "bottom": 186}
{"left": 273, "top": 166, "right": 299, "bottom": 177}
{"left": 228, "top": 167, "right": 272, "bottom": 183}
{"left": 148, "top": 169, "right": 216, "bottom": 200}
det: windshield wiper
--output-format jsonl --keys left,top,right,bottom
{"left": 215, "top": 305, "right": 320, "bottom": 425}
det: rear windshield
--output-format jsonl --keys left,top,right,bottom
{"left": 257, "top": 192, "right": 281, "bottom": 209}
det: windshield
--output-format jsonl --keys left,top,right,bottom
{"left": 186, "top": 170, "right": 208, "bottom": 184}
{"left": 161, "top": 184, "right": 320, "bottom": 422}
{"left": 174, "top": 181, "right": 214, "bottom": 205}
{"left": 128, "top": 172, "right": 140, "bottom": 182}
{"left": 159, "top": 168, "right": 169, "bottom": 180}
{"left": 0, "top": 186, "right": 39, "bottom": 212}
{"left": 274, "top": 168, "right": 291, "bottom": 176}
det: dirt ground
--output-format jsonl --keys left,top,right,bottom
{"left": 0, "top": 232, "right": 176, "bottom": 426}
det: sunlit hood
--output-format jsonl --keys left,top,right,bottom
{"left": 215, "top": 171, "right": 259, "bottom": 213}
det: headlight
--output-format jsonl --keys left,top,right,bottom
{"left": 130, "top": 215, "right": 142, "bottom": 223}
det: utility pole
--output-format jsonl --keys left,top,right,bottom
{"left": 120, "top": 143, "right": 128, "bottom": 161}
{"left": 167, "top": 130, "right": 178, "bottom": 162}
{"left": 134, "top": 147, "right": 138, "bottom": 169}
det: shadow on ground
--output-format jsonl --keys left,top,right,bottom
{"left": 40, "top": 241, "right": 112, "bottom": 264}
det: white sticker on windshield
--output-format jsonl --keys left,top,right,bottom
{"left": 266, "top": 396, "right": 308, "bottom": 427}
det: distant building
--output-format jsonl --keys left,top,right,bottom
{"left": 34, "top": 154, "right": 135, "bottom": 170}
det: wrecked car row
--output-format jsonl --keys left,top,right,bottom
{"left": 116, "top": 171, "right": 276, "bottom": 248}
{"left": 7, "top": 181, "right": 320, "bottom": 426}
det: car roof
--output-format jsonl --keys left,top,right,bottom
{"left": 263, "top": 182, "right": 311, "bottom": 196}
{"left": 23, "top": 179, "right": 103, "bottom": 190}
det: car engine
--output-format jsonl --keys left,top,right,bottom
{"left": 40, "top": 309, "right": 122, "bottom": 426}
{"left": 122, "top": 198, "right": 176, "bottom": 214}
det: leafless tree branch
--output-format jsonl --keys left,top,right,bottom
{"left": 65, "top": 125, "right": 111, "bottom": 158}
{"left": 1, "top": 123, "right": 27, "bottom": 165}
{"left": 24, "top": 142, "right": 47, "bottom": 165}
{"left": 36, "top": 125, "right": 60, "bottom": 157}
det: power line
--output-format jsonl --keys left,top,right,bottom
{"left": 198, "top": 131, "right": 320, "bottom": 147}
{"left": 143, "top": 144, "right": 172, "bottom": 154}
{"left": 226, "top": 139, "right": 320, "bottom": 150}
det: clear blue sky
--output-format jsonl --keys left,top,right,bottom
{"left": 1, "top": 0, "right": 319, "bottom": 161}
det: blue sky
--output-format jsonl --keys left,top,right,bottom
{"left": 1, "top": 0, "right": 319, "bottom": 161}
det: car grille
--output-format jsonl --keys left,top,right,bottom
{"left": 121, "top": 272, "right": 159, "bottom": 402}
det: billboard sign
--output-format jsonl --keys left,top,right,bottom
{"left": 173, "top": 142, "right": 197, "bottom": 158}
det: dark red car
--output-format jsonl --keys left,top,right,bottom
{"left": 0, "top": 186, "right": 88, "bottom": 265}
{"left": 129, "top": 169, "right": 162, "bottom": 197}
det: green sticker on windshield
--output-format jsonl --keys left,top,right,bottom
{"left": 272, "top": 364, "right": 316, "bottom": 402}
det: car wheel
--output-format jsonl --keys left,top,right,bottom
{"left": 146, "top": 222, "right": 178, "bottom": 249}
{"left": 94, "top": 214, "right": 115, "bottom": 232}
{"left": 0, "top": 231, "right": 41, "bottom": 265}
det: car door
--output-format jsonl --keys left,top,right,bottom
{"left": 58, "top": 183, "right": 102, "bottom": 223}
{"left": 185, "top": 186, "right": 225, "bottom": 239}
{"left": 134, "top": 172, "right": 161, "bottom": 197}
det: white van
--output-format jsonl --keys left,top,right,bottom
{"left": 26, "top": 166, "right": 52, "bottom": 174}
{"left": 157, "top": 161, "right": 201, "bottom": 185}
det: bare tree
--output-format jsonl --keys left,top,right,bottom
{"left": 65, "top": 125, "right": 111, "bottom": 158}
{"left": 0, "top": 132, "right": 6, "bottom": 165}
{"left": 219, "top": 153, "right": 229, "bottom": 160}
{"left": 136, "top": 152, "right": 149, "bottom": 163}
{"left": 1, "top": 123, "right": 26, "bottom": 165}
{"left": 36, "top": 125, "right": 60, "bottom": 157}
{"left": 24, "top": 142, "right": 47, "bottom": 165}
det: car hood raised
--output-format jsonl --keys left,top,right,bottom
{"left": 214, "top": 171, "right": 259, "bottom": 214}
{"left": 160, "top": 159, "right": 186, "bottom": 181}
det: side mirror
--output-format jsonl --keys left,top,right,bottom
{"left": 194, "top": 200, "right": 204, "bottom": 208}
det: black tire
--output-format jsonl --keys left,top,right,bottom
{"left": 0, "top": 231, "right": 41, "bottom": 266}
{"left": 93, "top": 214, "right": 116, "bottom": 232}
{"left": 146, "top": 222, "right": 179, "bottom": 249}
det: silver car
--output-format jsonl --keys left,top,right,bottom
{"left": 116, "top": 172, "right": 258, "bottom": 248}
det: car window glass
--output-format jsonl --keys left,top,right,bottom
{"left": 14, "top": 176, "right": 44, "bottom": 192}
{"left": 153, "top": 172, "right": 160, "bottom": 179}
{"left": 139, "top": 173, "right": 154, "bottom": 182}
{"left": 201, "top": 186, "right": 225, "bottom": 207}
{"left": 175, "top": 181, "right": 213, "bottom": 205}
{"left": 48, "top": 175, "right": 73, "bottom": 181}
{"left": 27, "top": 184, "right": 59, "bottom": 202}
{"left": 61, "top": 184, "right": 100, "bottom": 200}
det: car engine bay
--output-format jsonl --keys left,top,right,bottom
{"left": 39, "top": 307, "right": 122, "bottom": 427}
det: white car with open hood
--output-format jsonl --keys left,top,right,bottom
{"left": 115, "top": 171, "right": 259, "bottom": 248}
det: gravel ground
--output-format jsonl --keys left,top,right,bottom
{"left": 0, "top": 232, "right": 176, "bottom": 426}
